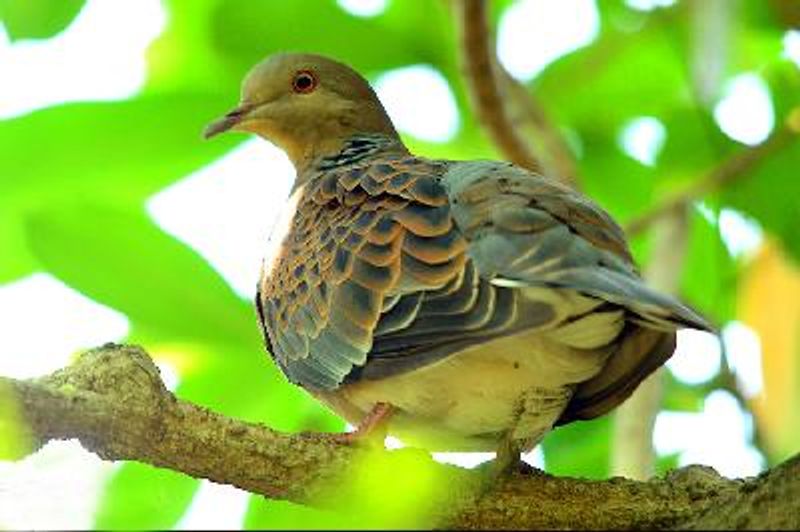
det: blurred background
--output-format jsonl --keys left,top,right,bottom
{"left": 0, "top": 0, "right": 799, "bottom": 528}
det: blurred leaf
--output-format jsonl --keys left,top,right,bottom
{"left": 765, "top": 0, "right": 800, "bottom": 28}
{"left": 739, "top": 240, "right": 800, "bottom": 463}
{"left": 578, "top": 131, "right": 657, "bottom": 222}
{"left": 245, "top": 447, "right": 459, "bottom": 530}
{"left": 94, "top": 462, "right": 199, "bottom": 529}
{"left": 658, "top": 108, "right": 733, "bottom": 178}
{"left": 317, "top": 448, "right": 450, "bottom": 530}
{"left": 655, "top": 452, "right": 681, "bottom": 476}
{"left": 680, "top": 209, "right": 738, "bottom": 323}
{"left": 721, "top": 139, "right": 800, "bottom": 262}
{"left": 159, "top": 342, "right": 344, "bottom": 431}
{"left": 24, "top": 203, "right": 256, "bottom": 345}
{"left": 0, "top": 0, "right": 84, "bottom": 41}
{"left": 0, "top": 94, "right": 242, "bottom": 208}
{"left": 542, "top": 416, "right": 611, "bottom": 479}
{"left": 210, "top": 0, "right": 455, "bottom": 80}
{"left": 661, "top": 371, "right": 707, "bottom": 413}
{"left": 244, "top": 498, "right": 350, "bottom": 530}
{"left": 145, "top": 0, "right": 228, "bottom": 92}
{"left": 0, "top": 208, "right": 38, "bottom": 283}
{"left": 536, "top": 12, "right": 689, "bottom": 134}
{"left": 0, "top": 382, "right": 33, "bottom": 460}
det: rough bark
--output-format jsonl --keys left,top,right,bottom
{"left": 1, "top": 344, "right": 798, "bottom": 529}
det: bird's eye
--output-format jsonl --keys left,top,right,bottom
{"left": 292, "top": 70, "right": 317, "bottom": 94}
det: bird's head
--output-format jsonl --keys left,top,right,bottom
{"left": 204, "top": 53, "right": 399, "bottom": 170}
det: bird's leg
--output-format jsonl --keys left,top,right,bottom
{"left": 332, "top": 402, "right": 395, "bottom": 447}
{"left": 492, "top": 436, "right": 526, "bottom": 477}
{"left": 476, "top": 433, "right": 535, "bottom": 486}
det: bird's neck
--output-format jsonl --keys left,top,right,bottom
{"left": 293, "top": 133, "right": 408, "bottom": 188}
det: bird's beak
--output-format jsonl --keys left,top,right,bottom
{"left": 203, "top": 104, "right": 254, "bottom": 139}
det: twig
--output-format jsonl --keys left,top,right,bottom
{"left": 455, "top": 0, "right": 579, "bottom": 184}
{"left": 4, "top": 343, "right": 800, "bottom": 529}
{"left": 500, "top": 69, "right": 580, "bottom": 187}
{"left": 626, "top": 123, "right": 797, "bottom": 236}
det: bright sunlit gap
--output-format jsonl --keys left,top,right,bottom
{"left": 783, "top": 30, "right": 800, "bottom": 69}
{"left": 374, "top": 65, "right": 460, "bottom": 142}
{"left": 667, "top": 330, "right": 722, "bottom": 385}
{"left": 430, "top": 447, "right": 546, "bottom": 470}
{"left": 722, "top": 321, "right": 764, "bottom": 399}
{"left": 618, "top": 116, "right": 667, "bottom": 166}
{"left": 0, "top": 273, "right": 130, "bottom": 379}
{"left": 693, "top": 201, "right": 717, "bottom": 226}
{"left": 337, "top": 0, "right": 388, "bottom": 18}
{"left": 147, "top": 139, "right": 295, "bottom": 300}
{"left": 718, "top": 208, "right": 764, "bottom": 260}
{"left": 654, "top": 390, "right": 764, "bottom": 478}
{"left": 0, "top": 441, "right": 116, "bottom": 530}
{"left": 176, "top": 481, "right": 251, "bottom": 530}
{"left": 0, "top": 0, "right": 166, "bottom": 119}
{"left": 625, "top": 0, "right": 678, "bottom": 11}
{"left": 498, "top": 0, "right": 600, "bottom": 81}
{"left": 155, "top": 360, "right": 181, "bottom": 392}
{"left": 713, "top": 73, "right": 775, "bottom": 146}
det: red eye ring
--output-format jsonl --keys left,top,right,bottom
{"left": 292, "top": 70, "right": 317, "bottom": 93}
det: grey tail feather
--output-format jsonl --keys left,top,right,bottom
{"left": 557, "top": 325, "right": 676, "bottom": 425}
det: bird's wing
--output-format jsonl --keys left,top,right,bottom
{"left": 441, "top": 160, "right": 710, "bottom": 331}
{"left": 258, "top": 155, "right": 470, "bottom": 390}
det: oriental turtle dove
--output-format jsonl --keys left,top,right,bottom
{"left": 205, "top": 53, "right": 711, "bottom": 460}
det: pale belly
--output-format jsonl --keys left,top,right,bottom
{"left": 314, "top": 330, "right": 611, "bottom": 451}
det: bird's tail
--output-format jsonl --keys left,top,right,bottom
{"left": 556, "top": 324, "right": 676, "bottom": 424}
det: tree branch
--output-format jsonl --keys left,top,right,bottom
{"left": 2, "top": 344, "right": 800, "bottom": 529}
{"left": 454, "top": 0, "right": 579, "bottom": 187}
{"left": 626, "top": 121, "right": 798, "bottom": 236}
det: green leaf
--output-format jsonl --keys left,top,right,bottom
{"left": 536, "top": 11, "right": 689, "bottom": 134}
{"left": 655, "top": 452, "right": 681, "bottom": 476}
{"left": 542, "top": 416, "right": 611, "bottom": 478}
{"left": 145, "top": 0, "right": 228, "bottom": 92}
{"left": 323, "top": 448, "right": 450, "bottom": 529}
{"left": 658, "top": 108, "right": 734, "bottom": 179}
{"left": 721, "top": 139, "right": 800, "bottom": 263}
{"left": 165, "top": 342, "right": 344, "bottom": 431}
{"left": 210, "top": 0, "right": 455, "bottom": 79}
{"left": 578, "top": 130, "right": 658, "bottom": 223}
{"left": 662, "top": 372, "right": 709, "bottom": 413}
{"left": 245, "top": 449, "right": 453, "bottom": 530}
{"left": 0, "top": 208, "right": 38, "bottom": 284}
{"left": 24, "top": 203, "right": 256, "bottom": 345}
{"left": 244, "top": 498, "right": 350, "bottom": 530}
{"left": 680, "top": 209, "right": 738, "bottom": 323}
{"left": 0, "top": 93, "right": 242, "bottom": 208}
{"left": 94, "top": 462, "right": 199, "bottom": 529}
{"left": 0, "top": 382, "right": 34, "bottom": 460}
{"left": 0, "top": 0, "right": 84, "bottom": 41}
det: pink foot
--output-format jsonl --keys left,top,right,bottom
{"left": 331, "top": 402, "right": 394, "bottom": 446}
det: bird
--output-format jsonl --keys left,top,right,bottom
{"left": 204, "top": 52, "right": 711, "bottom": 471}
